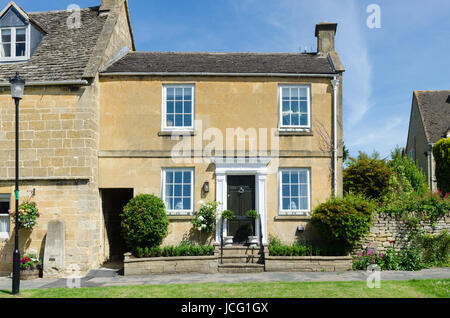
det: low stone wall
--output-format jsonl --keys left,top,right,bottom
{"left": 265, "top": 256, "right": 353, "bottom": 272}
{"left": 124, "top": 253, "right": 218, "bottom": 276}
{"left": 355, "top": 213, "right": 450, "bottom": 254}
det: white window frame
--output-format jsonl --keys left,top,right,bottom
{"left": 161, "top": 168, "right": 195, "bottom": 215}
{"left": 0, "top": 25, "right": 30, "bottom": 62}
{"left": 0, "top": 194, "right": 11, "bottom": 239}
{"left": 278, "top": 84, "right": 311, "bottom": 131}
{"left": 161, "top": 84, "right": 195, "bottom": 132}
{"left": 278, "top": 168, "right": 311, "bottom": 215}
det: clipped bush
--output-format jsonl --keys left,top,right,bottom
{"left": 120, "top": 194, "right": 169, "bottom": 253}
{"left": 311, "top": 194, "right": 375, "bottom": 250}
{"left": 433, "top": 138, "right": 450, "bottom": 195}
{"left": 344, "top": 152, "right": 392, "bottom": 200}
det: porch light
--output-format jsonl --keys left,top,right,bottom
{"left": 203, "top": 182, "right": 210, "bottom": 193}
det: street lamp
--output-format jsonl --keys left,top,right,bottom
{"left": 9, "top": 72, "right": 25, "bottom": 295}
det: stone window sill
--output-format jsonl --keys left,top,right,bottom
{"left": 158, "top": 131, "right": 196, "bottom": 137}
{"left": 274, "top": 215, "right": 311, "bottom": 221}
{"left": 276, "top": 130, "right": 313, "bottom": 137}
{"left": 168, "top": 215, "right": 195, "bottom": 221}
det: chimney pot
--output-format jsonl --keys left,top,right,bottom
{"left": 315, "top": 22, "right": 338, "bottom": 55}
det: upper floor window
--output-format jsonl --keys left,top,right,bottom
{"left": 162, "top": 84, "right": 195, "bottom": 131}
{"left": 0, "top": 27, "right": 28, "bottom": 61}
{"left": 279, "top": 85, "right": 311, "bottom": 130}
{"left": 0, "top": 194, "right": 10, "bottom": 239}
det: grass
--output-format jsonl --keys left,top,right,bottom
{"left": 0, "top": 279, "right": 449, "bottom": 298}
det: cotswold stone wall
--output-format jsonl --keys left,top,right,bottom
{"left": 354, "top": 213, "right": 450, "bottom": 254}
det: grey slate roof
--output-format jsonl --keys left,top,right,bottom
{"left": 415, "top": 90, "right": 450, "bottom": 143}
{"left": 102, "top": 52, "right": 337, "bottom": 75}
{"left": 0, "top": 6, "right": 107, "bottom": 83}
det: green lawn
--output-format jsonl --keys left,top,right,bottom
{"left": 0, "top": 279, "right": 449, "bottom": 298}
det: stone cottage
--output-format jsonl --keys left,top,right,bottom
{"left": 405, "top": 90, "right": 450, "bottom": 192}
{"left": 0, "top": 0, "right": 345, "bottom": 277}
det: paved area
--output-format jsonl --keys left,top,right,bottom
{"left": 0, "top": 267, "right": 449, "bottom": 290}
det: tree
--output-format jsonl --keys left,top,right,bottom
{"left": 343, "top": 151, "right": 392, "bottom": 200}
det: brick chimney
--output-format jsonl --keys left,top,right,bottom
{"left": 100, "top": 0, "right": 123, "bottom": 11}
{"left": 315, "top": 22, "right": 338, "bottom": 55}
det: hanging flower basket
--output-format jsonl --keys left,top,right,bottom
{"left": 9, "top": 201, "right": 41, "bottom": 230}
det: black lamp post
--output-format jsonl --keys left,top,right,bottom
{"left": 9, "top": 72, "right": 25, "bottom": 295}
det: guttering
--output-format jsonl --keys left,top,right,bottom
{"left": 0, "top": 79, "right": 89, "bottom": 87}
{"left": 331, "top": 76, "right": 340, "bottom": 197}
{"left": 429, "top": 143, "right": 435, "bottom": 192}
{"left": 100, "top": 72, "right": 338, "bottom": 78}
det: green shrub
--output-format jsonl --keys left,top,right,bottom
{"left": 268, "top": 237, "right": 346, "bottom": 256}
{"left": 120, "top": 194, "right": 169, "bottom": 253}
{"left": 399, "top": 244, "right": 427, "bottom": 271}
{"left": 419, "top": 231, "right": 450, "bottom": 267}
{"left": 379, "top": 190, "right": 450, "bottom": 227}
{"left": 387, "top": 147, "right": 428, "bottom": 195}
{"left": 192, "top": 201, "right": 219, "bottom": 234}
{"left": 344, "top": 152, "right": 392, "bottom": 200}
{"left": 433, "top": 138, "right": 450, "bottom": 195}
{"left": 310, "top": 194, "right": 375, "bottom": 250}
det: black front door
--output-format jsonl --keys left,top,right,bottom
{"left": 227, "top": 175, "right": 256, "bottom": 244}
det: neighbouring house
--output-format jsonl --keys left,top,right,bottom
{"left": 0, "top": 0, "right": 345, "bottom": 277}
{"left": 405, "top": 90, "right": 450, "bottom": 192}
{"left": 0, "top": 0, "right": 134, "bottom": 276}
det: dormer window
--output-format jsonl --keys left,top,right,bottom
{"left": 0, "top": 2, "right": 45, "bottom": 63}
{"left": 0, "top": 26, "right": 28, "bottom": 60}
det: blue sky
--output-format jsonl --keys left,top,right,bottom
{"left": 11, "top": 0, "right": 450, "bottom": 158}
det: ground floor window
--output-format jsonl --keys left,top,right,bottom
{"left": 0, "top": 194, "right": 10, "bottom": 238}
{"left": 279, "top": 168, "right": 311, "bottom": 215}
{"left": 162, "top": 168, "right": 194, "bottom": 215}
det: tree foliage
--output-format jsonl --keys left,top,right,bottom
{"left": 433, "top": 138, "right": 450, "bottom": 195}
{"left": 343, "top": 152, "right": 392, "bottom": 200}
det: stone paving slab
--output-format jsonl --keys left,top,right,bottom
{"left": 0, "top": 267, "right": 449, "bottom": 291}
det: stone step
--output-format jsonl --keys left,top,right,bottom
{"left": 219, "top": 254, "right": 262, "bottom": 264}
{"left": 216, "top": 246, "right": 264, "bottom": 256}
{"left": 218, "top": 263, "right": 265, "bottom": 273}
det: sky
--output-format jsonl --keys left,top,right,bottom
{"left": 9, "top": 0, "right": 450, "bottom": 159}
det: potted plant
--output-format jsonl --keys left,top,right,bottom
{"left": 245, "top": 210, "right": 259, "bottom": 247}
{"left": 11, "top": 254, "right": 42, "bottom": 280}
{"left": 221, "top": 210, "right": 235, "bottom": 247}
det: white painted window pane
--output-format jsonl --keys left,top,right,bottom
{"left": 1, "top": 44, "right": 11, "bottom": 57}
{"left": 0, "top": 215, "right": 9, "bottom": 235}
{"left": 16, "top": 28, "right": 26, "bottom": 42}
{"left": 16, "top": 43, "right": 26, "bottom": 57}
{"left": 1, "top": 29, "right": 11, "bottom": 42}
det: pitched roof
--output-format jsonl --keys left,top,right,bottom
{"left": 101, "top": 51, "right": 338, "bottom": 75}
{"left": 0, "top": 6, "right": 107, "bottom": 83}
{"left": 415, "top": 90, "right": 450, "bottom": 143}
